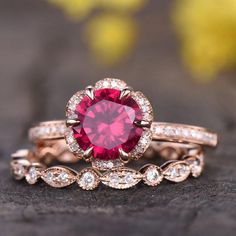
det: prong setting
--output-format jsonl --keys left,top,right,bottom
{"left": 85, "top": 86, "right": 95, "bottom": 100}
{"left": 134, "top": 120, "right": 151, "bottom": 128}
{"left": 119, "top": 86, "right": 133, "bottom": 100}
{"left": 119, "top": 148, "right": 130, "bottom": 163}
{"left": 83, "top": 147, "right": 94, "bottom": 161}
{"left": 66, "top": 119, "right": 80, "bottom": 127}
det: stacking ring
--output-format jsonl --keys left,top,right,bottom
{"left": 11, "top": 78, "right": 218, "bottom": 190}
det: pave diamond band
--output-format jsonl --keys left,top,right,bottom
{"left": 29, "top": 120, "right": 218, "bottom": 147}
{"left": 151, "top": 122, "right": 218, "bottom": 147}
{"left": 29, "top": 120, "right": 66, "bottom": 141}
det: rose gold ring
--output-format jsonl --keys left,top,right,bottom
{"left": 11, "top": 78, "right": 217, "bottom": 190}
{"left": 28, "top": 78, "right": 217, "bottom": 171}
{"left": 11, "top": 146, "right": 204, "bottom": 190}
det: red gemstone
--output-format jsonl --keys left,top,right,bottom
{"left": 73, "top": 88, "right": 143, "bottom": 160}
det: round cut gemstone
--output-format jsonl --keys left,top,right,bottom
{"left": 26, "top": 167, "right": 38, "bottom": 184}
{"left": 73, "top": 88, "right": 143, "bottom": 160}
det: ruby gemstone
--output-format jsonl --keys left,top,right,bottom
{"left": 72, "top": 88, "right": 143, "bottom": 160}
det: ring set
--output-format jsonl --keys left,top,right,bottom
{"left": 11, "top": 78, "right": 218, "bottom": 190}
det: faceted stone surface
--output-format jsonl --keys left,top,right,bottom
{"left": 25, "top": 166, "right": 38, "bottom": 184}
{"left": 109, "top": 173, "right": 120, "bottom": 186}
{"left": 144, "top": 166, "right": 163, "bottom": 186}
{"left": 12, "top": 164, "right": 25, "bottom": 179}
{"left": 78, "top": 169, "right": 100, "bottom": 190}
{"left": 73, "top": 88, "right": 143, "bottom": 160}
{"left": 58, "top": 172, "right": 69, "bottom": 183}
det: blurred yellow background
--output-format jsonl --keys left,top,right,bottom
{"left": 48, "top": 0, "right": 236, "bottom": 81}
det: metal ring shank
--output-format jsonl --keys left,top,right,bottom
{"left": 28, "top": 120, "right": 218, "bottom": 147}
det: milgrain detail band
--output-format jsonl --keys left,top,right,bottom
{"left": 29, "top": 120, "right": 218, "bottom": 147}
{"left": 11, "top": 149, "right": 204, "bottom": 190}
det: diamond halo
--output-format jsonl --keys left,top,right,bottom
{"left": 65, "top": 78, "right": 154, "bottom": 170}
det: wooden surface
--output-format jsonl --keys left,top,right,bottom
{"left": 0, "top": 1, "right": 236, "bottom": 236}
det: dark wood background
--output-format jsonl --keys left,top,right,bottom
{"left": 0, "top": 1, "right": 236, "bottom": 236}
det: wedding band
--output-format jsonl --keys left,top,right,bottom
{"left": 29, "top": 120, "right": 217, "bottom": 147}
{"left": 10, "top": 147, "right": 204, "bottom": 190}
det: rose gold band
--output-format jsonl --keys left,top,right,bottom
{"left": 10, "top": 147, "right": 204, "bottom": 190}
{"left": 33, "top": 138, "right": 202, "bottom": 165}
{"left": 29, "top": 120, "right": 218, "bottom": 147}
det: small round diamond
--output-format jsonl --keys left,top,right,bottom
{"left": 103, "top": 81, "right": 109, "bottom": 87}
{"left": 66, "top": 135, "right": 74, "bottom": 144}
{"left": 46, "top": 171, "right": 54, "bottom": 182}
{"left": 78, "top": 169, "right": 100, "bottom": 190}
{"left": 143, "top": 165, "right": 163, "bottom": 186}
{"left": 192, "top": 161, "right": 202, "bottom": 177}
{"left": 109, "top": 173, "right": 120, "bottom": 186}
{"left": 124, "top": 173, "right": 134, "bottom": 184}
{"left": 11, "top": 160, "right": 29, "bottom": 180}
{"left": 187, "top": 157, "right": 203, "bottom": 177}
{"left": 26, "top": 166, "right": 39, "bottom": 184}
{"left": 178, "top": 165, "right": 190, "bottom": 176}
{"left": 70, "top": 143, "right": 79, "bottom": 152}
{"left": 169, "top": 167, "right": 178, "bottom": 178}
{"left": 58, "top": 172, "right": 69, "bottom": 183}
{"left": 106, "top": 161, "right": 114, "bottom": 169}
{"left": 13, "top": 164, "right": 26, "bottom": 179}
